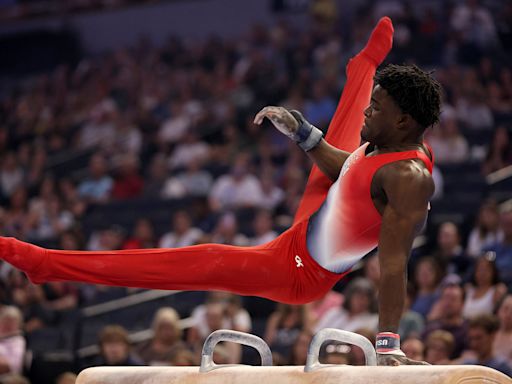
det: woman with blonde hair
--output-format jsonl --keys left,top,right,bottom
{"left": 136, "top": 307, "right": 186, "bottom": 365}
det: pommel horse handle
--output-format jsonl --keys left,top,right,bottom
{"left": 200, "top": 329, "right": 273, "bottom": 373}
{"left": 305, "top": 328, "right": 377, "bottom": 372}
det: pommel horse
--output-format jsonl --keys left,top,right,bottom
{"left": 77, "top": 329, "right": 511, "bottom": 384}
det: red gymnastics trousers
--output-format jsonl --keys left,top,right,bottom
{"left": 1, "top": 18, "right": 394, "bottom": 305}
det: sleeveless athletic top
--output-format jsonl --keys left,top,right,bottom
{"left": 463, "top": 286, "right": 496, "bottom": 318}
{"left": 307, "top": 142, "right": 434, "bottom": 273}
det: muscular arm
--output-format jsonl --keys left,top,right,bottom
{"left": 306, "top": 140, "right": 351, "bottom": 182}
{"left": 376, "top": 162, "right": 434, "bottom": 332}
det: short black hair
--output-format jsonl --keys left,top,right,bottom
{"left": 374, "top": 64, "right": 442, "bottom": 129}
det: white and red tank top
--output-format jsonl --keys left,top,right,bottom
{"left": 307, "top": 142, "right": 434, "bottom": 273}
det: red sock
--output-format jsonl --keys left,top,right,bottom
{"left": 1, "top": 237, "right": 47, "bottom": 280}
{"left": 361, "top": 16, "right": 394, "bottom": 66}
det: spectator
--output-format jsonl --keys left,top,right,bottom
{"left": 163, "top": 160, "right": 213, "bottom": 199}
{"left": 310, "top": 289, "right": 343, "bottom": 324}
{"left": 249, "top": 210, "right": 277, "bottom": 246}
{"left": 168, "top": 131, "right": 210, "bottom": 170}
{"left": 209, "top": 154, "right": 264, "bottom": 212}
{"left": 494, "top": 295, "right": 512, "bottom": 364}
{"left": 463, "top": 252, "right": 507, "bottom": 318}
{"left": 399, "top": 283, "right": 425, "bottom": 340}
{"left": 483, "top": 126, "right": 512, "bottom": 175}
{"left": 210, "top": 212, "right": 248, "bottom": 246}
{"left": 123, "top": 218, "right": 156, "bottom": 249}
{"left": 427, "top": 115, "right": 469, "bottom": 164}
{"left": 159, "top": 211, "right": 203, "bottom": 248}
{"left": 402, "top": 338, "right": 425, "bottom": 362}
{"left": 467, "top": 200, "right": 504, "bottom": 258}
{"left": 259, "top": 171, "right": 285, "bottom": 211}
{"left": 422, "top": 284, "right": 468, "bottom": 359}
{"left": 143, "top": 153, "right": 169, "bottom": 198}
{"left": 78, "top": 153, "right": 113, "bottom": 204}
{"left": 288, "top": 330, "right": 313, "bottom": 365}
{"left": 111, "top": 153, "right": 144, "bottom": 200}
{"left": 0, "top": 306, "right": 26, "bottom": 374}
{"left": 78, "top": 99, "right": 117, "bottom": 150}
{"left": 315, "top": 278, "right": 378, "bottom": 333}
{"left": 425, "top": 330, "right": 455, "bottom": 365}
{"left": 0, "top": 152, "right": 23, "bottom": 199}
{"left": 158, "top": 102, "right": 191, "bottom": 145}
{"left": 486, "top": 203, "right": 512, "bottom": 287}
{"left": 265, "top": 304, "right": 312, "bottom": 359}
{"left": 410, "top": 257, "right": 443, "bottom": 319}
{"left": 93, "top": 325, "right": 143, "bottom": 367}
{"left": 136, "top": 307, "right": 186, "bottom": 365}
{"left": 463, "top": 314, "right": 512, "bottom": 376}
{"left": 432, "top": 222, "right": 473, "bottom": 278}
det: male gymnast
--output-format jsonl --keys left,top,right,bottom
{"left": 0, "top": 17, "right": 440, "bottom": 365}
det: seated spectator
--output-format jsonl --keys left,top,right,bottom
{"left": 211, "top": 212, "right": 248, "bottom": 246}
{"left": 0, "top": 306, "right": 26, "bottom": 374}
{"left": 158, "top": 101, "right": 192, "bottom": 145}
{"left": 162, "top": 160, "right": 213, "bottom": 199}
{"left": 0, "top": 152, "right": 24, "bottom": 199}
{"left": 288, "top": 330, "right": 313, "bottom": 365}
{"left": 265, "top": 304, "right": 312, "bottom": 359}
{"left": 463, "top": 252, "right": 507, "bottom": 318}
{"left": 143, "top": 153, "right": 169, "bottom": 198}
{"left": 494, "top": 295, "right": 512, "bottom": 364}
{"left": 249, "top": 210, "right": 277, "bottom": 245}
{"left": 78, "top": 99, "right": 117, "bottom": 149}
{"left": 258, "top": 171, "right": 284, "bottom": 211}
{"left": 78, "top": 153, "right": 113, "bottom": 204}
{"left": 463, "top": 314, "right": 512, "bottom": 376}
{"left": 310, "top": 290, "right": 343, "bottom": 324}
{"left": 136, "top": 307, "right": 186, "bottom": 365}
{"left": 123, "top": 218, "right": 156, "bottom": 249}
{"left": 482, "top": 126, "right": 512, "bottom": 175}
{"left": 427, "top": 115, "right": 469, "bottom": 164}
{"left": 42, "top": 281, "right": 79, "bottom": 311}
{"left": 315, "top": 278, "right": 378, "bottom": 333}
{"left": 168, "top": 131, "right": 210, "bottom": 170}
{"left": 111, "top": 153, "right": 144, "bottom": 200}
{"left": 401, "top": 338, "right": 425, "bottom": 362}
{"left": 425, "top": 330, "right": 455, "bottom": 365}
{"left": 159, "top": 211, "right": 203, "bottom": 248}
{"left": 410, "top": 257, "right": 443, "bottom": 319}
{"left": 209, "top": 154, "right": 264, "bottom": 212}
{"left": 432, "top": 222, "right": 473, "bottom": 278}
{"left": 485, "top": 203, "right": 512, "bottom": 286}
{"left": 422, "top": 284, "right": 468, "bottom": 359}
{"left": 467, "top": 200, "right": 504, "bottom": 258}
{"left": 92, "top": 325, "right": 143, "bottom": 367}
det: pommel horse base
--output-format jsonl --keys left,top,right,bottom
{"left": 77, "top": 329, "right": 512, "bottom": 384}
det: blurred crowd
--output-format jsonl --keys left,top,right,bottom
{"left": 0, "top": 0, "right": 512, "bottom": 382}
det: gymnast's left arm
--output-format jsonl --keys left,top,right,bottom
{"left": 375, "top": 163, "right": 434, "bottom": 366}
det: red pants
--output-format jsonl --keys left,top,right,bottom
{"left": 3, "top": 18, "right": 393, "bottom": 305}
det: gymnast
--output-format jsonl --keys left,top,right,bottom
{"left": 0, "top": 17, "right": 441, "bottom": 366}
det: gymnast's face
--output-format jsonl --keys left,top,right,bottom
{"left": 361, "top": 85, "right": 404, "bottom": 145}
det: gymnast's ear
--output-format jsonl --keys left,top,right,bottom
{"left": 396, "top": 113, "right": 414, "bottom": 131}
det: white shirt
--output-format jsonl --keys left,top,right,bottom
{"left": 314, "top": 307, "right": 378, "bottom": 333}
{"left": 159, "top": 228, "right": 203, "bottom": 248}
{"left": 209, "top": 175, "right": 264, "bottom": 210}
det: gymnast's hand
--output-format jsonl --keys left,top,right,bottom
{"left": 253, "top": 107, "right": 323, "bottom": 152}
{"left": 375, "top": 332, "right": 429, "bottom": 366}
{"left": 377, "top": 352, "right": 430, "bottom": 366}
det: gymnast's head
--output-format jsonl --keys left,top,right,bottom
{"left": 362, "top": 64, "right": 442, "bottom": 146}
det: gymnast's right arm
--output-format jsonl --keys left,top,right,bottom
{"left": 254, "top": 106, "right": 350, "bottom": 181}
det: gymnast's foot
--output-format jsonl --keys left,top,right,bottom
{"left": 0, "top": 237, "right": 46, "bottom": 278}
{"left": 361, "top": 16, "right": 394, "bottom": 66}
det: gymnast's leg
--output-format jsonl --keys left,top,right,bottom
{"left": 293, "top": 17, "right": 394, "bottom": 224}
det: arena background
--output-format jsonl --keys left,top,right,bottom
{"left": 0, "top": 0, "right": 511, "bottom": 383}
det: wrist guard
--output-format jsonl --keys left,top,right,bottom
{"left": 376, "top": 332, "right": 405, "bottom": 356}
{"left": 289, "top": 110, "right": 323, "bottom": 152}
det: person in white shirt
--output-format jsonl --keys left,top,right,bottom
{"left": 0, "top": 306, "right": 26, "bottom": 374}
{"left": 159, "top": 211, "right": 203, "bottom": 248}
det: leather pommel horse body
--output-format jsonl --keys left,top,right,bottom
{"left": 76, "top": 329, "right": 512, "bottom": 384}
